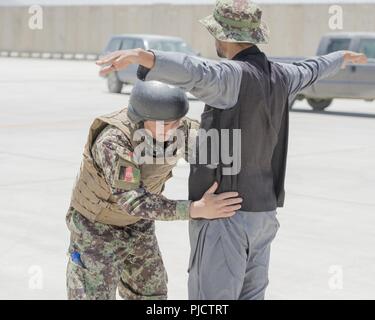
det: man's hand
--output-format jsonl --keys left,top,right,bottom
{"left": 189, "top": 182, "right": 243, "bottom": 220}
{"left": 96, "top": 49, "right": 155, "bottom": 77}
{"left": 341, "top": 51, "right": 368, "bottom": 69}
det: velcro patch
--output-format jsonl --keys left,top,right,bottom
{"left": 113, "top": 154, "right": 141, "bottom": 191}
{"left": 119, "top": 166, "right": 141, "bottom": 184}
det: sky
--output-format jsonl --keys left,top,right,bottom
{"left": 1, "top": 0, "right": 375, "bottom": 6}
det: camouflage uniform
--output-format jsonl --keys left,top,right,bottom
{"left": 66, "top": 207, "right": 167, "bottom": 300}
{"left": 67, "top": 117, "right": 199, "bottom": 300}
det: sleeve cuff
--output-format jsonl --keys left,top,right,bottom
{"left": 329, "top": 50, "right": 345, "bottom": 69}
{"left": 337, "top": 50, "right": 346, "bottom": 68}
{"left": 137, "top": 50, "right": 163, "bottom": 81}
{"left": 137, "top": 65, "right": 151, "bottom": 81}
{"left": 176, "top": 200, "right": 192, "bottom": 220}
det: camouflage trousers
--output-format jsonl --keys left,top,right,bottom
{"left": 66, "top": 208, "right": 168, "bottom": 300}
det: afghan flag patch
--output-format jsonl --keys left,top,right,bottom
{"left": 119, "top": 165, "right": 141, "bottom": 184}
{"left": 114, "top": 152, "right": 141, "bottom": 191}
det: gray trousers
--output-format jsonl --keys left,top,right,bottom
{"left": 188, "top": 210, "right": 279, "bottom": 300}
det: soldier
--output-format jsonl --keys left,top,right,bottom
{"left": 66, "top": 81, "right": 243, "bottom": 300}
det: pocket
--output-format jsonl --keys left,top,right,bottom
{"left": 275, "top": 215, "right": 280, "bottom": 229}
{"left": 66, "top": 209, "right": 84, "bottom": 237}
{"left": 66, "top": 255, "right": 88, "bottom": 299}
{"left": 126, "top": 220, "right": 154, "bottom": 240}
{"left": 265, "top": 210, "right": 280, "bottom": 230}
{"left": 219, "top": 232, "right": 247, "bottom": 280}
{"left": 194, "top": 221, "right": 246, "bottom": 298}
{"left": 187, "top": 219, "right": 209, "bottom": 273}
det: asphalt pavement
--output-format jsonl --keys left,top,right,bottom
{"left": 0, "top": 57, "right": 374, "bottom": 299}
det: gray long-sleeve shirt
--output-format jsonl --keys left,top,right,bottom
{"left": 140, "top": 49, "right": 345, "bottom": 108}
{"left": 138, "top": 48, "right": 345, "bottom": 213}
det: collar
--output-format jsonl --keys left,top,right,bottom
{"left": 232, "top": 45, "right": 262, "bottom": 61}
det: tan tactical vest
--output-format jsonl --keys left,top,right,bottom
{"left": 69, "top": 108, "right": 189, "bottom": 227}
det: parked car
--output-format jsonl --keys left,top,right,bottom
{"left": 271, "top": 32, "right": 375, "bottom": 111}
{"left": 101, "top": 34, "right": 199, "bottom": 93}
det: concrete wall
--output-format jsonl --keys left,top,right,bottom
{"left": 0, "top": 4, "right": 374, "bottom": 58}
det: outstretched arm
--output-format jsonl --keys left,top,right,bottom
{"left": 97, "top": 49, "right": 242, "bottom": 109}
{"left": 276, "top": 51, "right": 367, "bottom": 104}
{"left": 97, "top": 49, "right": 366, "bottom": 109}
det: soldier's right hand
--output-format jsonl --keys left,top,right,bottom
{"left": 189, "top": 182, "right": 242, "bottom": 220}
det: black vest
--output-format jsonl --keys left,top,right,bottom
{"left": 189, "top": 46, "right": 289, "bottom": 212}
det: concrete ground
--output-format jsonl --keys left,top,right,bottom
{"left": 0, "top": 57, "right": 374, "bottom": 300}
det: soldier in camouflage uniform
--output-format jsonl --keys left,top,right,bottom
{"left": 66, "top": 81, "right": 243, "bottom": 300}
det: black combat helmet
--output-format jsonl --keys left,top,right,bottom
{"left": 128, "top": 81, "right": 189, "bottom": 123}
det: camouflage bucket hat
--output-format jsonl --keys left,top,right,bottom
{"left": 200, "top": 0, "right": 270, "bottom": 44}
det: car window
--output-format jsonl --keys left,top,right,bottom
{"left": 174, "top": 42, "right": 195, "bottom": 54}
{"left": 147, "top": 40, "right": 195, "bottom": 54}
{"left": 134, "top": 39, "right": 145, "bottom": 49}
{"left": 106, "top": 38, "right": 122, "bottom": 52}
{"left": 147, "top": 40, "right": 164, "bottom": 51}
{"left": 121, "top": 38, "right": 136, "bottom": 50}
{"left": 326, "top": 38, "right": 351, "bottom": 53}
{"left": 358, "top": 39, "right": 375, "bottom": 59}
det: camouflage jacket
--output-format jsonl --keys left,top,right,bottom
{"left": 91, "top": 118, "right": 199, "bottom": 221}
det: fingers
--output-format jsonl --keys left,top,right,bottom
{"left": 216, "top": 191, "right": 239, "bottom": 200}
{"left": 351, "top": 53, "right": 367, "bottom": 64}
{"left": 204, "top": 181, "right": 218, "bottom": 195}
{"left": 96, "top": 51, "right": 122, "bottom": 66}
{"left": 358, "top": 54, "right": 368, "bottom": 64}
{"left": 218, "top": 197, "right": 243, "bottom": 207}
{"left": 113, "top": 56, "right": 132, "bottom": 70}
{"left": 220, "top": 204, "right": 242, "bottom": 213}
{"left": 344, "top": 52, "right": 368, "bottom": 65}
{"left": 99, "top": 56, "right": 131, "bottom": 76}
{"left": 99, "top": 65, "right": 116, "bottom": 77}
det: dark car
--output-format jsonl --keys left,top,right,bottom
{"left": 101, "top": 34, "right": 199, "bottom": 93}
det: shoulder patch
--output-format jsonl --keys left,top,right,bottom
{"left": 113, "top": 152, "right": 141, "bottom": 191}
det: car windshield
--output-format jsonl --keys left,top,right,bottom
{"left": 147, "top": 40, "right": 195, "bottom": 55}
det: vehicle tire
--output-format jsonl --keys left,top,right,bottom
{"left": 307, "top": 98, "right": 332, "bottom": 111}
{"left": 107, "top": 72, "right": 123, "bottom": 93}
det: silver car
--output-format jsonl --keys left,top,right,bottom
{"left": 271, "top": 32, "right": 375, "bottom": 111}
{"left": 101, "top": 34, "right": 199, "bottom": 93}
